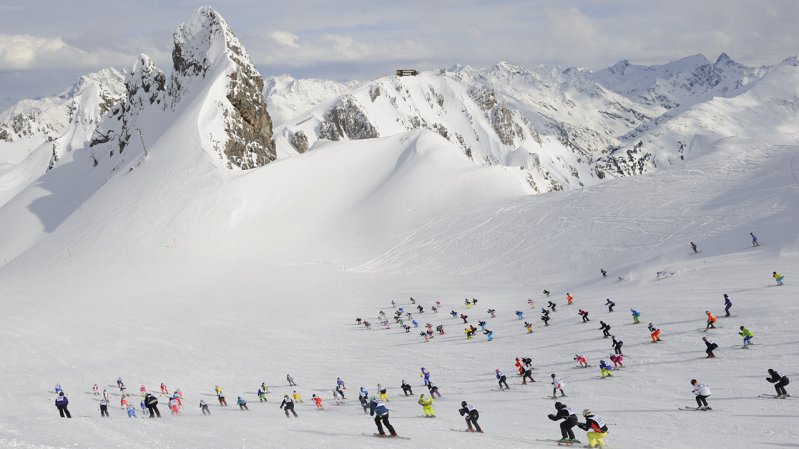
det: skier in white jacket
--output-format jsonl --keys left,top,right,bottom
{"left": 691, "top": 379, "right": 712, "bottom": 410}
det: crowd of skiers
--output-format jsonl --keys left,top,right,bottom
{"left": 51, "top": 235, "right": 788, "bottom": 447}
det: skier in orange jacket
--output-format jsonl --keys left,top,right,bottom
{"left": 705, "top": 311, "right": 717, "bottom": 330}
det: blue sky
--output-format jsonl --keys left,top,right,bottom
{"left": 1, "top": 0, "right": 797, "bottom": 107}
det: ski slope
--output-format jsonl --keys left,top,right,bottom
{"left": 0, "top": 125, "right": 797, "bottom": 448}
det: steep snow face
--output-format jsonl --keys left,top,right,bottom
{"left": 264, "top": 75, "right": 361, "bottom": 126}
{"left": 0, "top": 68, "right": 125, "bottom": 165}
{"left": 593, "top": 54, "right": 771, "bottom": 116}
{"left": 597, "top": 60, "right": 799, "bottom": 176}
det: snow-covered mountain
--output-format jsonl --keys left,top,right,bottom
{"left": 264, "top": 74, "right": 361, "bottom": 126}
{"left": 0, "top": 68, "right": 126, "bottom": 166}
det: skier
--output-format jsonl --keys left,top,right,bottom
{"left": 217, "top": 391, "right": 227, "bottom": 406}
{"left": 723, "top": 294, "right": 732, "bottom": 317}
{"left": 313, "top": 394, "right": 324, "bottom": 409}
{"left": 139, "top": 400, "right": 146, "bottom": 416}
{"left": 551, "top": 374, "right": 566, "bottom": 398}
{"left": 599, "top": 321, "right": 611, "bottom": 338}
{"left": 292, "top": 390, "right": 303, "bottom": 403}
{"left": 610, "top": 354, "right": 624, "bottom": 369}
{"left": 410, "top": 297, "right": 416, "bottom": 304}
{"left": 543, "top": 289, "right": 550, "bottom": 297}
{"left": 99, "top": 398, "right": 109, "bottom": 417}
{"left": 521, "top": 365, "right": 535, "bottom": 385}
{"left": 690, "top": 242, "right": 698, "bottom": 253}
{"left": 335, "top": 384, "right": 346, "bottom": 400}
{"left": 574, "top": 354, "right": 589, "bottom": 368}
{"left": 631, "top": 308, "right": 641, "bottom": 324}
{"left": 378, "top": 384, "right": 389, "bottom": 402}
{"left": 496, "top": 369, "right": 510, "bottom": 390}
{"left": 418, "top": 393, "right": 435, "bottom": 417}
{"left": 739, "top": 326, "right": 754, "bottom": 348}
{"left": 577, "top": 409, "right": 609, "bottom": 448}
{"left": 487, "top": 308, "right": 496, "bottom": 318}
{"left": 436, "top": 324, "right": 445, "bottom": 335}
{"left": 605, "top": 299, "right": 615, "bottom": 312}
{"left": 524, "top": 321, "right": 534, "bottom": 333}
{"left": 458, "top": 401, "right": 483, "bottom": 432}
{"left": 358, "top": 390, "right": 369, "bottom": 414}
{"left": 773, "top": 271, "right": 784, "bottom": 286}
{"left": 54, "top": 383, "right": 62, "bottom": 394}
{"left": 117, "top": 377, "right": 125, "bottom": 390}
{"left": 599, "top": 359, "right": 613, "bottom": 378}
{"left": 428, "top": 381, "right": 441, "bottom": 398}
{"left": 421, "top": 367, "right": 431, "bottom": 386}
{"left": 401, "top": 380, "right": 413, "bottom": 396}
{"left": 484, "top": 329, "right": 494, "bottom": 341}
{"left": 215, "top": 384, "right": 223, "bottom": 395}
{"left": 648, "top": 323, "right": 662, "bottom": 342}
{"left": 578, "top": 309, "right": 590, "bottom": 323}
{"left": 417, "top": 305, "right": 424, "bottom": 313}
{"left": 144, "top": 392, "right": 161, "bottom": 418}
{"left": 121, "top": 395, "right": 130, "bottom": 410}
{"left": 460, "top": 313, "right": 469, "bottom": 324}
{"left": 548, "top": 402, "right": 580, "bottom": 444}
{"left": 766, "top": 369, "right": 790, "bottom": 398}
{"left": 566, "top": 292, "right": 574, "bottom": 305}
{"left": 541, "top": 309, "right": 551, "bottom": 326}
{"left": 600, "top": 268, "right": 607, "bottom": 278}
{"left": 139, "top": 385, "right": 147, "bottom": 396}
{"left": 200, "top": 399, "right": 210, "bottom": 415}
{"left": 280, "top": 395, "right": 298, "bottom": 417}
{"left": 169, "top": 396, "right": 180, "bottom": 415}
{"left": 450, "top": 310, "right": 458, "bottom": 318}
{"left": 703, "top": 337, "right": 718, "bottom": 358}
{"left": 160, "top": 382, "right": 168, "bottom": 395}
{"left": 548, "top": 301, "right": 557, "bottom": 312}
{"left": 391, "top": 300, "right": 396, "bottom": 308}
{"left": 515, "top": 310, "right": 525, "bottom": 320}
{"left": 235, "top": 396, "right": 247, "bottom": 411}
{"left": 126, "top": 404, "right": 137, "bottom": 418}
{"left": 611, "top": 336, "right": 623, "bottom": 355}
{"left": 287, "top": 373, "right": 297, "bottom": 386}
{"left": 258, "top": 387, "right": 268, "bottom": 402}
{"left": 751, "top": 232, "right": 759, "bottom": 247}
{"left": 92, "top": 384, "right": 99, "bottom": 395}
{"left": 102, "top": 388, "right": 110, "bottom": 402}
{"left": 55, "top": 391, "right": 72, "bottom": 418}
{"left": 369, "top": 397, "right": 398, "bottom": 437}
{"left": 691, "top": 379, "right": 712, "bottom": 410}
{"left": 478, "top": 320, "right": 487, "bottom": 331}
{"left": 465, "top": 298, "right": 472, "bottom": 309}
{"left": 528, "top": 298, "right": 536, "bottom": 308}
{"left": 705, "top": 311, "right": 717, "bottom": 330}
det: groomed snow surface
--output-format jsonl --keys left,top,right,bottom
{"left": 0, "top": 123, "right": 797, "bottom": 449}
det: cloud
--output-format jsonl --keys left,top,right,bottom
{"left": 0, "top": 34, "right": 135, "bottom": 71}
{"left": 268, "top": 30, "right": 300, "bottom": 48}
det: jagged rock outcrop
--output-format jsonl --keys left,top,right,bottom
{"left": 318, "top": 96, "right": 378, "bottom": 141}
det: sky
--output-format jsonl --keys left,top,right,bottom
{"left": 0, "top": 0, "right": 797, "bottom": 108}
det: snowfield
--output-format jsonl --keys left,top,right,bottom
{"left": 0, "top": 129, "right": 797, "bottom": 449}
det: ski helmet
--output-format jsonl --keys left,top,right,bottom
{"left": 551, "top": 373, "right": 556, "bottom": 378}
{"left": 461, "top": 401, "right": 467, "bottom": 407}
{"left": 555, "top": 402, "right": 563, "bottom": 409}
{"left": 583, "top": 409, "right": 592, "bottom": 417}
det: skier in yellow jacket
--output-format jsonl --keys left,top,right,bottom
{"left": 418, "top": 393, "right": 435, "bottom": 417}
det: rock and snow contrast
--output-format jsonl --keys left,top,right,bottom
{"left": 0, "top": 6, "right": 797, "bottom": 449}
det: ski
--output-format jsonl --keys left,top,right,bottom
{"left": 680, "top": 406, "right": 712, "bottom": 411}
{"left": 361, "top": 433, "right": 411, "bottom": 440}
{"left": 450, "top": 429, "right": 484, "bottom": 434}
{"left": 758, "top": 394, "right": 791, "bottom": 399}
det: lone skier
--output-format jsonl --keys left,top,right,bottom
{"left": 773, "top": 272, "right": 784, "bottom": 286}
{"left": 750, "top": 232, "right": 759, "bottom": 247}
{"left": 723, "top": 294, "right": 732, "bottom": 317}
{"left": 690, "top": 242, "right": 698, "bottom": 253}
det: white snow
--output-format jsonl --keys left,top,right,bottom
{"left": 1, "top": 8, "right": 798, "bottom": 449}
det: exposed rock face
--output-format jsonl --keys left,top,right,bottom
{"left": 171, "top": 6, "right": 275, "bottom": 169}
{"left": 318, "top": 96, "right": 378, "bottom": 141}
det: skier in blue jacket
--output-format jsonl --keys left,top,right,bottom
{"left": 55, "top": 392, "right": 71, "bottom": 418}
{"left": 369, "top": 398, "right": 397, "bottom": 437}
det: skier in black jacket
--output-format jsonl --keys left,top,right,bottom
{"left": 767, "top": 369, "right": 790, "bottom": 398}
{"left": 703, "top": 337, "right": 718, "bottom": 358}
{"left": 458, "top": 401, "right": 482, "bottom": 432}
{"left": 548, "top": 402, "right": 579, "bottom": 444}
{"left": 55, "top": 392, "right": 71, "bottom": 418}
{"left": 144, "top": 393, "right": 161, "bottom": 418}
{"left": 599, "top": 321, "right": 611, "bottom": 338}
{"left": 280, "top": 395, "right": 298, "bottom": 417}
{"left": 611, "top": 336, "right": 623, "bottom": 355}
